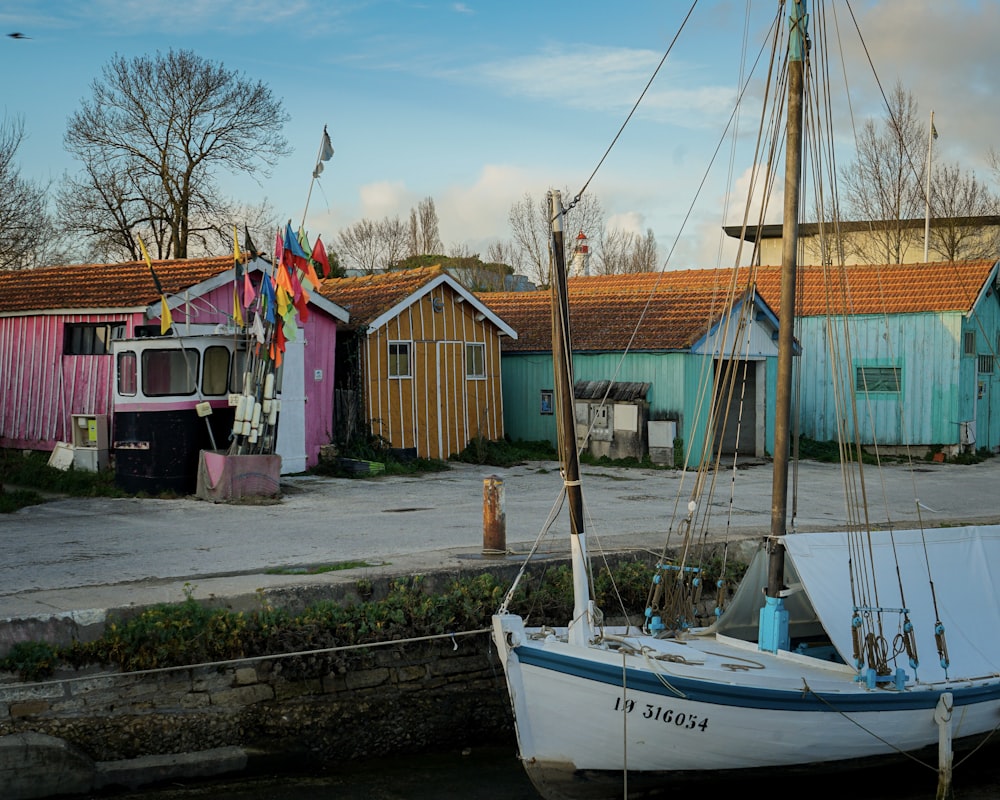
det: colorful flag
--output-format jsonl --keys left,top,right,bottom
{"left": 313, "top": 126, "right": 334, "bottom": 179}
{"left": 261, "top": 275, "right": 277, "bottom": 324}
{"left": 297, "top": 227, "right": 321, "bottom": 289}
{"left": 137, "top": 235, "right": 172, "bottom": 335}
{"left": 233, "top": 285, "right": 244, "bottom": 327}
{"left": 311, "top": 236, "right": 331, "bottom": 279}
{"left": 233, "top": 225, "right": 242, "bottom": 269}
{"left": 243, "top": 225, "right": 259, "bottom": 260}
{"left": 243, "top": 269, "right": 256, "bottom": 309}
{"left": 283, "top": 222, "right": 309, "bottom": 271}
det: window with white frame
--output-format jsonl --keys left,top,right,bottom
{"left": 388, "top": 341, "right": 412, "bottom": 378}
{"left": 465, "top": 342, "right": 486, "bottom": 379}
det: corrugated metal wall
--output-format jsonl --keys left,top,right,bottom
{"left": 363, "top": 283, "right": 505, "bottom": 459}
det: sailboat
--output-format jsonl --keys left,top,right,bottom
{"left": 491, "top": 3, "right": 1000, "bottom": 798}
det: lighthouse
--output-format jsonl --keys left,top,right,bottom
{"left": 570, "top": 229, "right": 591, "bottom": 277}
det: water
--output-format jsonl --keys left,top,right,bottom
{"left": 80, "top": 744, "right": 1000, "bottom": 800}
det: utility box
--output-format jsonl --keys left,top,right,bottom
{"left": 71, "top": 413, "right": 109, "bottom": 471}
{"left": 648, "top": 420, "right": 678, "bottom": 466}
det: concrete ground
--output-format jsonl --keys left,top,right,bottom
{"left": 3, "top": 455, "right": 1000, "bottom": 635}
{"left": 4, "top": 455, "right": 1000, "bottom": 799}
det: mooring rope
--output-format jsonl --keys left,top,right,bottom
{"left": 0, "top": 627, "right": 493, "bottom": 692}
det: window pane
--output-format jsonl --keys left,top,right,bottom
{"left": 203, "top": 346, "right": 231, "bottom": 395}
{"left": 117, "top": 351, "right": 137, "bottom": 396}
{"left": 388, "top": 342, "right": 411, "bottom": 378}
{"left": 142, "top": 349, "right": 198, "bottom": 396}
{"left": 230, "top": 348, "right": 247, "bottom": 393}
{"left": 465, "top": 343, "right": 485, "bottom": 378}
{"left": 64, "top": 322, "right": 125, "bottom": 355}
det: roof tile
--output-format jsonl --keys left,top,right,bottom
{"left": 480, "top": 260, "right": 997, "bottom": 352}
{"left": 0, "top": 256, "right": 236, "bottom": 313}
{"left": 317, "top": 265, "right": 446, "bottom": 327}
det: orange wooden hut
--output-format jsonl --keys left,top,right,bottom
{"left": 318, "top": 266, "right": 517, "bottom": 459}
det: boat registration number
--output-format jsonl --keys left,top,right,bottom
{"left": 613, "top": 697, "right": 709, "bottom": 731}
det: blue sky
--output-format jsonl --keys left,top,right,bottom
{"left": 2, "top": 1, "right": 998, "bottom": 268}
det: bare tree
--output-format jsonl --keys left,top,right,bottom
{"left": 417, "top": 197, "right": 442, "bottom": 255}
{"left": 0, "top": 115, "right": 54, "bottom": 270}
{"left": 926, "top": 162, "right": 1000, "bottom": 261}
{"left": 407, "top": 208, "right": 419, "bottom": 257}
{"left": 840, "top": 81, "right": 926, "bottom": 264}
{"left": 60, "top": 49, "right": 289, "bottom": 260}
{"left": 380, "top": 215, "right": 409, "bottom": 268}
{"left": 593, "top": 227, "right": 658, "bottom": 274}
{"left": 337, "top": 218, "right": 383, "bottom": 275}
{"left": 508, "top": 190, "right": 605, "bottom": 285}
{"left": 486, "top": 240, "right": 523, "bottom": 276}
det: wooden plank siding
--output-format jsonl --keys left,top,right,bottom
{"left": 363, "top": 283, "right": 504, "bottom": 459}
{"left": 0, "top": 312, "right": 142, "bottom": 450}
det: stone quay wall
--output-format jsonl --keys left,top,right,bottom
{"left": 0, "top": 632, "right": 513, "bottom": 799}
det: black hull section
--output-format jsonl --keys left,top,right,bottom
{"left": 114, "top": 408, "right": 236, "bottom": 495}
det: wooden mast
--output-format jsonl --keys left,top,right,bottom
{"left": 762, "top": 0, "right": 807, "bottom": 652}
{"left": 548, "top": 189, "right": 593, "bottom": 646}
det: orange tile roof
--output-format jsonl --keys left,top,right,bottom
{"left": 0, "top": 256, "right": 236, "bottom": 313}
{"left": 755, "top": 260, "right": 997, "bottom": 316}
{"left": 317, "top": 265, "right": 446, "bottom": 327}
{"left": 482, "top": 272, "right": 751, "bottom": 352}
{"left": 479, "top": 259, "right": 997, "bottom": 352}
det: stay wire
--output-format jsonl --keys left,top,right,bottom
{"left": 558, "top": 0, "right": 699, "bottom": 219}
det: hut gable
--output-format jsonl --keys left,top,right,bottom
{"left": 317, "top": 266, "right": 516, "bottom": 459}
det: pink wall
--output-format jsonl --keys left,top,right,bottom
{"left": 0, "top": 312, "right": 143, "bottom": 450}
{"left": 0, "top": 280, "right": 339, "bottom": 468}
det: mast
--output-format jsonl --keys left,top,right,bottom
{"left": 548, "top": 190, "right": 593, "bottom": 646}
{"left": 761, "top": 0, "right": 808, "bottom": 653}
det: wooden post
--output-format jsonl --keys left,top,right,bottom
{"left": 483, "top": 475, "right": 506, "bottom": 556}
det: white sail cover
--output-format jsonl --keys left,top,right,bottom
{"left": 783, "top": 525, "right": 1000, "bottom": 683}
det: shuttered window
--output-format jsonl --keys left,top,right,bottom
{"left": 856, "top": 365, "right": 901, "bottom": 393}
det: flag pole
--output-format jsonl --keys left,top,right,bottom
{"left": 301, "top": 126, "right": 334, "bottom": 230}
{"left": 923, "top": 110, "right": 935, "bottom": 263}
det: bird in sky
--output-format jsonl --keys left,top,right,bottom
{"left": 7, "top": 32, "right": 30, "bottom": 39}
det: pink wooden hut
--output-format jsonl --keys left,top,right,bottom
{"left": 0, "top": 256, "right": 347, "bottom": 487}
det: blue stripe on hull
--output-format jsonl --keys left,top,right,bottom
{"left": 515, "top": 645, "right": 1000, "bottom": 713}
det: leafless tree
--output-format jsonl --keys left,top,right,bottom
{"left": 485, "top": 240, "right": 524, "bottom": 276}
{"left": 380, "top": 215, "right": 410, "bottom": 268}
{"left": 840, "top": 81, "right": 926, "bottom": 264}
{"left": 417, "top": 197, "right": 442, "bottom": 255}
{"left": 0, "top": 115, "right": 55, "bottom": 270}
{"left": 508, "top": 190, "right": 605, "bottom": 285}
{"left": 925, "top": 162, "right": 1000, "bottom": 261}
{"left": 60, "top": 49, "right": 289, "bottom": 260}
{"left": 594, "top": 227, "right": 659, "bottom": 274}
{"left": 337, "top": 218, "right": 383, "bottom": 274}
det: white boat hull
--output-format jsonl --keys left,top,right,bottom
{"left": 493, "top": 615, "right": 1000, "bottom": 799}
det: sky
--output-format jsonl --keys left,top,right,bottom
{"left": 1, "top": 0, "right": 999, "bottom": 271}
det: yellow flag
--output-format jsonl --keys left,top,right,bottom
{"left": 233, "top": 286, "right": 244, "bottom": 327}
{"left": 233, "top": 225, "right": 241, "bottom": 263}
{"left": 160, "top": 296, "right": 173, "bottom": 335}
{"left": 137, "top": 234, "right": 172, "bottom": 335}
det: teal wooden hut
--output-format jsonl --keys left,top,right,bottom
{"left": 480, "top": 271, "right": 784, "bottom": 467}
